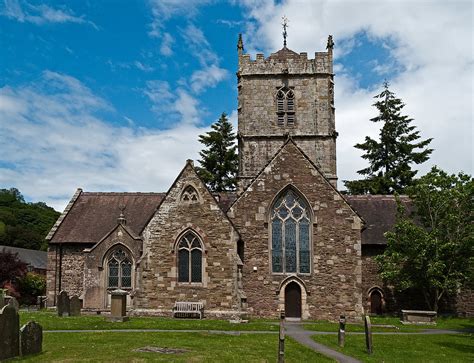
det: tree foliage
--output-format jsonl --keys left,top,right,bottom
{"left": 19, "top": 272, "right": 46, "bottom": 305}
{"left": 0, "top": 248, "right": 27, "bottom": 288}
{"left": 376, "top": 167, "right": 473, "bottom": 311}
{"left": 344, "top": 82, "right": 433, "bottom": 194}
{"left": 197, "top": 113, "right": 238, "bottom": 192}
{"left": 0, "top": 188, "right": 60, "bottom": 250}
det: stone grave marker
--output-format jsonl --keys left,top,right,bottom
{"left": 70, "top": 295, "right": 82, "bottom": 316}
{"left": 364, "top": 315, "right": 373, "bottom": 355}
{"left": 108, "top": 289, "right": 129, "bottom": 322}
{"left": 338, "top": 314, "right": 346, "bottom": 347}
{"left": 0, "top": 304, "right": 20, "bottom": 360}
{"left": 57, "top": 291, "right": 70, "bottom": 317}
{"left": 6, "top": 295, "right": 20, "bottom": 312}
{"left": 20, "top": 321, "right": 43, "bottom": 356}
{"left": 0, "top": 288, "right": 7, "bottom": 308}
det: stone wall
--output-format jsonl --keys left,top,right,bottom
{"left": 237, "top": 47, "right": 336, "bottom": 189}
{"left": 136, "top": 162, "right": 241, "bottom": 317}
{"left": 229, "top": 142, "right": 363, "bottom": 321}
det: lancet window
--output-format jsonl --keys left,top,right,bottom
{"left": 177, "top": 231, "right": 203, "bottom": 283}
{"left": 276, "top": 87, "right": 295, "bottom": 126}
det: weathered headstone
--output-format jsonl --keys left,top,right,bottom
{"left": 20, "top": 321, "right": 43, "bottom": 356}
{"left": 364, "top": 315, "right": 373, "bottom": 355}
{"left": 108, "top": 289, "right": 129, "bottom": 322}
{"left": 57, "top": 291, "right": 70, "bottom": 317}
{"left": 0, "top": 304, "right": 20, "bottom": 360}
{"left": 338, "top": 314, "right": 346, "bottom": 347}
{"left": 37, "top": 295, "right": 46, "bottom": 310}
{"left": 0, "top": 288, "right": 7, "bottom": 308}
{"left": 278, "top": 310, "right": 285, "bottom": 363}
{"left": 6, "top": 296, "right": 20, "bottom": 312}
{"left": 70, "top": 295, "right": 82, "bottom": 316}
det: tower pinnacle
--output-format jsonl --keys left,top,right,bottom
{"left": 237, "top": 33, "right": 244, "bottom": 55}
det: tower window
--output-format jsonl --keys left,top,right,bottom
{"left": 276, "top": 87, "right": 296, "bottom": 126}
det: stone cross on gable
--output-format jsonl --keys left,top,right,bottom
{"left": 282, "top": 16, "right": 289, "bottom": 48}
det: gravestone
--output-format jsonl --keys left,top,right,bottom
{"left": 278, "top": 310, "right": 285, "bottom": 363}
{"left": 57, "top": 291, "right": 70, "bottom": 317}
{"left": 364, "top": 315, "right": 373, "bottom": 355}
{"left": 0, "top": 304, "right": 20, "bottom": 360}
{"left": 0, "top": 288, "right": 7, "bottom": 308}
{"left": 70, "top": 296, "right": 82, "bottom": 316}
{"left": 108, "top": 289, "right": 129, "bottom": 322}
{"left": 20, "top": 321, "right": 43, "bottom": 356}
{"left": 338, "top": 314, "right": 346, "bottom": 347}
{"left": 6, "top": 296, "right": 20, "bottom": 312}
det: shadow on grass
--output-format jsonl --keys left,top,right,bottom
{"left": 436, "top": 335, "right": 474, "bottom": 355}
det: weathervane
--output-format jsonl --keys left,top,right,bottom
{"left": 282, "top": 16, "right": 289, "bottom": 48}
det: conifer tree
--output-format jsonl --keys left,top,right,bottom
{"left": 197, "top": 113, "right": 238, "bottom": 192}
{"left": 344, "top": 82, "right": 433, "bottom": 194}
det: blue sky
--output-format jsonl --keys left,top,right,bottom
{"left": 0, "top": 0, "right": 472, "bottom": 210}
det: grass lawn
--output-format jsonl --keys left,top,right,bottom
{"left": 19, "top": 310, "right": 279, "bottom": 331}
{"left": 13, "top": 331, "right": 335, "bottom": 362}
{"left": 313, "top": 333, "right": 474, "bottom": 363}
{"left": 304, "top": 316, "right": 474, "bottom": 333}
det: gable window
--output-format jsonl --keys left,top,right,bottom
{"left": 276, "top": 87, "right": 295, "bottom": 126}
{"left": 107, "top": 247, "right": 132, "bottom": 289}
{"left": 271, "top": 189, "right": 311, "bottom": 274}
{"left": 181, "top": 185, "right": 199, "bottom": 203}
{"left": 177, "top": 231, "right": 203, "bottom": 283}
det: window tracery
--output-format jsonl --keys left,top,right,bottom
{"left": 181, "top": 185, "right": 199, "bottom": 203}
{"left": 271, "top": 189, "right": 311, "bottom": 274}
{"left": 276, "top": 87, "right": 295, "bottom": 126}
{"left": 177, "top": 231, "right": 203, "bottom": 283}
{"left": 107, "top": 247, "right": 132, "bottom": 289}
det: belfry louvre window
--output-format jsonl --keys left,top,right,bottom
{"left": 276, "top": 88, "right": 295, "bottom": 126}
{"left": 177, "top": 232, "right": 203, "bottom": 283}
{"left": 107, "top": 248, "right": 132, "bottom": 289}
{"left": 271, "top": 189, "right": 311, "bottom": 274}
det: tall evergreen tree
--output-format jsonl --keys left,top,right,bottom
{"left": 344, "top": 82, "right": 433, "bottom": 194}
{"left": 197, "top": 113, "right": 238, "bottom": 192}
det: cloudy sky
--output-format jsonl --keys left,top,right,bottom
{"left": 0, "top": 0, "right": 472, "bottom": 211}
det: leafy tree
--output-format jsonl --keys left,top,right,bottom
{"left": 344, "top": 82, "right": 433, "bottom": 194}
{"left": 0, "top": 248, "right": 27, "bottom": 289}
{"left": 376, "top": 167, "right": 473, "bottom": 311}
{"left": 197, "top": 113, "right": 238, "bottom": 192}
{"left": 0, "top": 188, "right": 60, "bottom": 250}
{"left": 19, "top": 272, "right": 46, "bottom": 305}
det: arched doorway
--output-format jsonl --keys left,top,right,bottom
{"left": 370, "top": 289, "right": 383, "bottom": 315}
{"left": 285, "top": 282, "right": 302, "bottom": 318}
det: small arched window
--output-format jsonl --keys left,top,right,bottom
{"left": 276, "top": 87, "right": 295, "bottom": 126}
{"left": 271, "top": 188, "right": 311, "bottom": 274}
{"left": 107, "top": 247, "right": 132, "bottom": 289}
{"left": 181, "top": 185, "right": 199, "bottom": 203}
{"left": 177, "top": 232, "right": 203, "bottom": 283}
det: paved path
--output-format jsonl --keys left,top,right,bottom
{"left": 44, "top": 329, "right": 277, "bottom": 334}
{"left": 285, "top": 322, "right": 361, "bottom": 363}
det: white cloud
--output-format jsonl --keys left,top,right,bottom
{"left": 190, "top": 65, "right": 228, "bottom": 93}
{"left": 0, "top": 72, "right": 210, "bottom": 211}
{"left": 239, "top": 0, "right": 473, "bottom": 186}
{"left": 134, "top": 61, "right": 155, "bottom": 72}
{"left": 2, "top": 0, "right": 98, "bottom": 29}
{"left": 160, "top": 32, "right": 174, "bottom": 56}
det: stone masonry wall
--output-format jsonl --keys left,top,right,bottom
{"left": 229, "top": 142, "right": 363, "bottom": 321}
{"left": 136, "top": 162, "right": 241, "bottom": 317}
{"left": 237, "top": 49, "right": 336, "bottom": 187}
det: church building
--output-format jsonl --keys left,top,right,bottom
{"left": 45, "top": 35, "right": 473, "bottom": 320}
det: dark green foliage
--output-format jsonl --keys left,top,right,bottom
{"left": 344, "top": 82, "right": 433, "bottom": 194}
{"left": 0, "top": 188, "right": 60, "bottom": 251}
{"left": 19, "top": 272, "right": 46, "bottom": 305}
{"left": 376, "top": 167, "right": 473, "bottom": 311}
{"left": 197, "top": 113, "right": 238, "bottom": 192}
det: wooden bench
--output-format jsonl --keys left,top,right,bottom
{"left": 172, "top": 302, "right": 204, "bottom": 319}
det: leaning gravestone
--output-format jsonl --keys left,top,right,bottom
{"left": 57, "top": 291, "right": 70, "bottom": 317}
{"left": 364, "top": 315, "right": 373, "bottom": 355}
{"left": 0, "top": 304, "right": 20, "bottom": 360}
{"left": 70, "top": 295, "right": 82, "bottom": 316}
{"left": 20, "top": 321, "right": 43, "bottom": 356}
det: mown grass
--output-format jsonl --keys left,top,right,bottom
{"left": 19, "top": 310, "right": 279, "bottom": 331}
{"left": 313, "top": 332, "right": 474, "bottom": 363}
{"left": 304, "top": 316, "right": 474, "bottom": 333}
{"left": 13, "top": 331, "right": 335, "bottom": 362}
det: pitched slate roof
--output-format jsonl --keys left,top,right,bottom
{"left": 345, "top": 195, "right": 411, "bottom": 245}
{"left": 48, "top": 192, "right": 166, "bottom": 244}
{"left": 0, "top": 245, "right": 47, "bottom": 270}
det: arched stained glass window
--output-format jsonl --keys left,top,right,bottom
{"left": 107, "top": 247, "right": 132, "bottom": 289}
{"left": 271, "top": 189, "right": 311, "bottom": 274}
{"left": 177, "top": 232, "right": 203, "bottom": 283}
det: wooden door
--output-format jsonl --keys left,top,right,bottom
{"left": 370, "top": 290, "right": 382, "bottom": 315}
{"left": 285, "top": 282, "right": 302, "bottom": 318}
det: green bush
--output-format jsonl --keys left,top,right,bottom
{"left": 19, "top": 272, "right": 46, "bottom": 305}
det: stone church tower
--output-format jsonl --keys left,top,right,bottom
{"left": 236, "top": 34, "right": 337, "bottom": 190}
